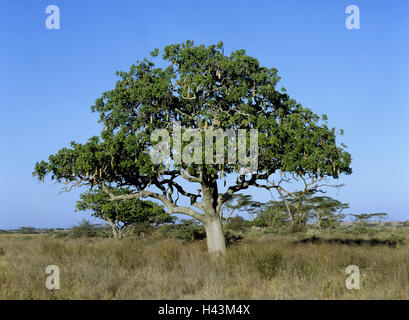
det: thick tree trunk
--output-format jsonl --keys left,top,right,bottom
{"left": 204, "top": 217, "right": 226, "bottom": 256}
{"left": 201, "top": 178, "right": 226, "bottom": 256}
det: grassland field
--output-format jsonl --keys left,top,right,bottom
{"left": 1, "top": 225, "right": 409, "bottom": 300}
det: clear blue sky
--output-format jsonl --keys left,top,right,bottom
{"left": 1, "top": 0, "right": 408, "bottom": 228}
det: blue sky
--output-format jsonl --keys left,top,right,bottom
{"left": 1, "top": 0, "right": 408, "bottom": 228}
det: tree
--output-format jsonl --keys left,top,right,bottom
{"left": 305, "top": 196, "right": 349, "bottom": 229}
{"left": 219, "top": 193, "right": 256, "bottom": 230}
{"left": 254, "top": 200, "right": 290, "bottom": 228}
{"left": 372, "top": 212, "right": 388, "bottom": 227}
{"left": 351, "top": 213, "right": 373, "bottom": 226}
{"left": 351, "top": 212, "right": 388, "bottom": 227}
{"left": 33, "top": 41, "right": 352, "bottom": 256}
{"left": 70, "top": 219, "right": 100, "bottom": 238}
{"left": 75, "top": 187, "right": 174, "bottom": 239}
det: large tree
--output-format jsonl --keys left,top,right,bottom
{"left": 33, "top": 41, "right": 352, "bottom": 256}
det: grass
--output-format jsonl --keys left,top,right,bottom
{"left": 0, "top": 233, "right": 409, "bottom": 299}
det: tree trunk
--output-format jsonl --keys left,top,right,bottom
{"left": 107, "top": 218, "right": 120, "bottom": 240}
{"left": 204, "top": 217, "right": 226, "bottom": 256}
{"left": 201, "top": 177, "right": 226, "bottom": 256}
{"left": 277, "top": 188, "right": 294, "bottom": 222}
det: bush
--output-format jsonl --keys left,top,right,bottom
{"left": 18, "top": 227, "right": 39, "bottom": 234}
{"left": 280, "top": 222, "right": 307, "bottom": 234}
{"left": 225, "top": 216, "right": 250, "bottom": 232}
{"left": 54, "top": 232, "right": 69, "bottom": 239}
{"left": 225, "top": 230, "right": 243, "bottom": 245}
{"left": 69, "top": 219, "right": 100, "bottom": 238}
{"left": 126, "top": 221, "right": 155, "bottom": 238}
{"left": 0, "top": 247, "right": 5, "bottom": 256}
{"left": 160, "top": 220, "right": 206, "bottom": 241}
{"left": 254, "top": 249, "right": 283, "bottom": 279}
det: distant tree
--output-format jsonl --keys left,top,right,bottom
{"left": 246, "top": 200, "right": 269, "bottom": 223}
{"left": 351, "top": 212, "right": 387, "bottom": 227}
{"left": 219, "top": 193, "right": 252, "bottom": 231}
{"left": 351, "top": 213, "right": 373, "bottom": 226}
{"left": 70, "top": 219, "right": 100, "bottom": 238}
{"left": 76, "top": 187, "right": 174, "bottom": 239}
{"left": 372, "top": 212, "right": 388, "bottom": 227}
{"left": 219, "top": 193, "right": 269, "bottom": 229}
{"left": 254, "top": 200, "right": 290, "bottom": 228}
{"left": 265, "top": 173, "right": 346, "bottom": 228}
{"left": 305, "top": 196, "right": 349, "bottom": 229}
{"left": 224, "top": 215, "right": 251, "bottom": 232}
{"left": 19, "top": 227, "right": 38, "bottom": 234}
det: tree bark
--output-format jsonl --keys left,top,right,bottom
{"left": 107, "top": 218, "right": 120, "bottom": 240}
{"left": 204, "top": 217, "right": 226, "bottom": 256}
{"left": 202, "top": 178, "right": 226, "bottom": 256}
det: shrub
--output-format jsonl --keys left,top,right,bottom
{"left": 55, "top": 232, "right": 68, "bottom": 239}
{"left": 0, "top": 247, "right": 5, "bottom": 256}
{"left": 126, "top": 221, "right": 155, "bottom": 238}
{"left": 279, "top": 222, "right": 307, "bottom": 234}
{"left": 225, "top": 216, "right": 250, "bottom": 232}
{"left": 160, "top": 220, "right": 206, "bottom": 241}
{"left": 224, "top": 230, "right": 243, "bottom": 245}
{"left": 18, "top": 227, "right": 39, "bottom": 234}
{"left": 69, "top": 219, "right": 100, "bottom": 238}
{"left": 254, "top": 249, "right": 283, "bottom": 279}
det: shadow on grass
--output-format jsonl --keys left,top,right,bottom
{"left": 298, "top": 236, "right": 403, "bottom": 247}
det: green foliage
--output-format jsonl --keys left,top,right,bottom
{"left": 285, "top": 222, "right": 308, "bottom": 234}
{"left": 304, "top": 196, "right": 349, "bottom": 228}
{"left": 351, "top": 213, "right": 388, "bottom": 226}
{"left": 127, "top": 221, "right": 155, "bottom": 237}
{"left": 18, "top": 227, "right": 39, "bottom": 234}
{"left": 254, "top": 200, "right": 290, "bottom": 228}
{"left": 224, "top": 230, "right": 244, "bottom": 245}
{"left": 76, "top": 187, "right": 174, "bottom": 229}
{"left": 33, "top": 40, "right": 351, "bottom": 197}
{"left": 225, "top": 216, "right": 251, "bottom": 232}
{"left": 33, "top": 41, "right": 352, "bottom": 252}
{"left": 55, "top": 232, "right": 69, "bottom": 239}
{"left": 160, "top": 220, "right": 206, "bottom": 241}
{"left": 69, "top": 219, "right": 101, "bottom": 238}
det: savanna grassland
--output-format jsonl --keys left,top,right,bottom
{"left": 1, "top": 228, "right": 409, "bottom": 300}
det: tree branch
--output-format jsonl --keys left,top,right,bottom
{"left": 101, "top": 184, "right": 206, "bottom": 223}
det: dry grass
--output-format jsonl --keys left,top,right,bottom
{"left": 0, "top": 234, "right": 408, "bottom": 299}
